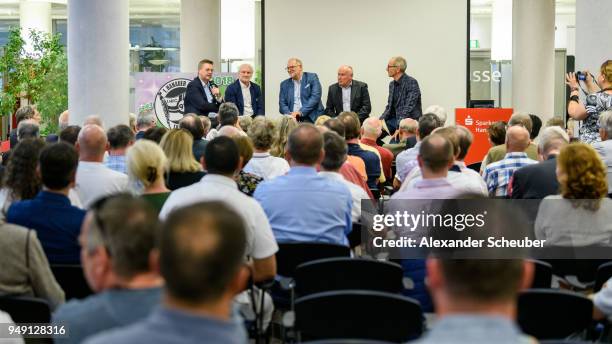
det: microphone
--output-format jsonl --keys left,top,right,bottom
{"left": 209, "top": 80, "right": 223, "bottom": 103}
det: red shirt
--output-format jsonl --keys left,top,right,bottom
{"left": 339, "top": 162, "right": 374, "bottom": 200}
{"left": 360, "top": 138, "right": 394, "bottom": 180}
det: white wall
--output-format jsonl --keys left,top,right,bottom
{"left": 264, "top": 0, "right": 468, "bottom": 123}
{"left": 576, "top": 0, "right": 612, "bottom": 74}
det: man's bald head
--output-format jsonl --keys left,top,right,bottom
{"left": 505, "top": 126, "right": 531, "bottom": 153}
{"left": 362, "top": 117, "right": 382, "bottom": 140}
{"left": 286, "top": 124, "right": 324, "bottom": 166}
{"left": 77, "top": 124, "right": 108, "bottom": 161}
{"left": 218, "top": 125, "right": 241, "bottom": 138}
{"left": 418, "top": 134, "right": 454, "bottom": 174}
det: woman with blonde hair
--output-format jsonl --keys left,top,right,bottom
{"left": 270, "top": 116, "right": 297, "bottom": 157}
{"left": 159, "top": 129, "right": 205, "bottom": 190}
{"left": 127, "top": 139, "right": 171, "bottom": 213}
{"left": 535, "top": 143, "right": 612, "bottom": 246}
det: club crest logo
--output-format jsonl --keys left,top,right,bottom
{"left": 154, "top": 78, "right": 190, "bottom": 128}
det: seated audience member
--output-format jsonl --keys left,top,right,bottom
{"left": 127, "top": 140, "right": 171, "bottom": 214}
{"left": 8, "top": 142, "right": 85, "bottom": 265}
{"left": 85, "top": 202, "right": 250, "bottom": 344}
{"left": 254, "top": 124, "right": 352, "bottom": 245}
{"left": 232, "top": 135, "right": 263, "bottom": 196}
{"left": 159, "top": 129, "right": 205, "bottom": 190}
{"left": 394, "top": 114, "right": 442, "bottom": 187}
{"left": 324, "top": 118, "right": 368, "bottom": 183}
{"left": 75, "top": 125, "right": 128, "bottom": 208}
{"left": 393, "top": 134, "right": 460, "bottom": 199}
{"left": 361, "top": 118, "right": 394, "bottom": 180}
{"left": 482, "top": 126, "right": 536, "bottom": 197}
{"left": 383, "top": 118, "right": 418, "bottom": 157}
{"left": 418, "top": 259, "right": 534, "bottom": 343}
{"left": 206, "top": 102, "right": 242, "bottom": 140}
{"left": 425, "top": 105, "right": 448, "bottom": 126}
{"left": 129, "top": 113, "right": 137, "bottom": 134}
{"left": 511, "top": 126, "right": 569, "bottom": 199}
{"left": 59, "top": 110, "right": 69, "bottom": 130}
{"left": 160, "top": 137, "right": 277, "bottom": 282}
{"left": 142, "top": 126, "right": 168, "bottom": 144}
{"left": 270, "top": 116, "right": 298, "bottom": 157}
{"left": 546, "top": 117, "right": 565, "bottom": 128}
{"left": 10, "top": 105, "right": 40, "bottom": 148}
{"left": 319, "top": 131, "right": 369, "bottom": 222}
{"left": 535, "top": 143, "right": 612, "bottom": 246}
{"left": 0, "top": 139, "right": 46, "bottom": 214}
{"left": 60, "top": 125, "right": 82, "bottom": 145}
{"left": 53, "top": 194, "right": 162, "bottom": 344}
{"left": 481, "top": 113, "right": 538, "bottom": 172}
{"left": 244, "top": 117, "right": 290, "bottom": 180}
{"left": 529, "top": 114, "right": 543, "bottom": 140}
{"left": 83, "top": 115, "right": 104, "bottom": 129}
{"left": 239, "top": 115, "right": 253, "bottom": 133}
{"left": 0, "top": 221, "right": 64, "bottom": 310}
{"left": 200, "top": 116, "right": 212, "bottom": 138}
{"left": 314, "top": 115, "right": 331, "bottom": 127}
{"left": 17, "top": 119, "right": 40, "bottom": 141}
{"left": 338, "top": 112, "right": 381, "bottom": 189}
{"left": 487, "top": 121, "right": 507, "bottom": 147}
{"left": 453, "top": 125, "right": 488, "bottom": 193}
{"left": 594, "top": 111, "right": 612, "bottom": 195}
{"left": 179, "top": 114, "right": 208, "bottom": 162}
{"left": 105, "top": 125, "right": 135, "bottom": 174}
{"left": 135, "top": 110, "right": 156, "bottom": 140}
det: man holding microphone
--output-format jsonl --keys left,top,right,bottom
{"left": 184, "top": 59, "right": 223, "bottom": 117}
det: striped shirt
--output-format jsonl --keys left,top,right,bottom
{"left": 105, "top": 155, "right": 128, "bottom": 175}
{"left": 482, "top": 152, "right": 537, "bottom": 197}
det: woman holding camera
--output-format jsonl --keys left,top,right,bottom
{"left": 566, "top": 60, "right": 612, "bottom": 144}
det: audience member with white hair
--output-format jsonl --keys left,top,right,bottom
{"left": 75, "top": 124, "right": 128, "bottom": 208}
{"left": 593, "top": 110, "right": 612, "bottom": 195}
{"left": 360, "top": 117, "right": 394, "bottom": 180}
{"left": 244, "top": 117, "right": 290, "bottom": 180}
{"left": 83, "top": 115, "right": 105, "bottom": 129}
{"left": 135, "top": 110, "right": 156, "bottom": 140}
{"left": 424, "top": 105, "right": 447, "bottom": 126}
{"left": 383, "top": 117, "right": 418, "bottom": 157}
{"left": 511, "top": 126, "right": 570, "bottom": 199}
{"left": 59, "top": 110, "right": 70, "bottom": 131}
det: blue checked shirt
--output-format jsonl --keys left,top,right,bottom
{"left": 105, "top": 155, "right": 128, "bottom": 175}
{"left": 482, "top": 152, "right": 537, "bottom": 197}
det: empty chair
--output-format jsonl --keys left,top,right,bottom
{"left": 50, "top": 264, "right": 93, "bottom": 300}
{"left": 276, "top": 242, "right": 351, "bottom": 278}
{"left": 530, "top": 259, "right": 553, "bottom": 288}
{"left": 595, "top": 261, "right": 612, "bottom": 292}
{"left": 517, "top": 289, "right": 592, "bottom": 339}
{"left": 294, "top": 290, "right": 423, "bottom": 342}
{"left": 0, "top": 295, "right": 50, "bottom": 323}
{"left": 294, "top": 258, "right": 403, "bottom": 297}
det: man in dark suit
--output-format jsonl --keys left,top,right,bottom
{"left": 279, "top": 57, "right": 324, "bottom": 123}
{"left": 224, "top": 64, "right": 264, "bottom": 117}
{"left": 324, "top": 65, "right": 371, "bottom": 124}
{"left": 380, "top": 56, "right": 422, "bottom": 136}
{"left": 511, "top": 126, "right": 569, "bottom": 199}
{"left": 184, "top": 59, "right": 223, "bottom": 117}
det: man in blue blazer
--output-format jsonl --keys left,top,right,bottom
{"left": 279, "top": 58, "right": 324, "bottom": 123}
{"left": 224, "top": 64, "right": 264, "bottom": 117}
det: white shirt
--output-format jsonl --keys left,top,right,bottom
{"left": 400, "top": 162, "right": 488, "bottom": 196}
{"left": 159, "top": 174, "right": 278, "bottom": 259}
{"left": 293, "top": 79, "right": 302, "bottom": 112}
{"left": 341, "top": 83, "right": 352, "bottom": 112}
{"left": 243, "top": 152, "right": 290, "bottom": 180}
{"left": 241, "top": 81, "right": 253, "bottom": 116}
{"left": 200, "top": 78, "right": 214, "bottom": 103}
{"left": 319, "top": 171, "right": 369, "bottom": 223}
{"left": 75, "top": 161, "right": 129, "bottom": 208}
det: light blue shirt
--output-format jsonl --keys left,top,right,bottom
{"left": 414, "top": 315, "right": 531, "bottom": 344}
{"left": 293, "top": 79, "right": 302, "bottom": 112}
{"left": 396, "top": 141, "right": 421, "bottom": 181}
{"left": 200, "top": 79, "right": 214, "bottom": 103}
{"left": 254, "top": 166, "right": 352, "bottom": 246}
{"left": 342, "top": 83, "right": 352, "bottom": 112}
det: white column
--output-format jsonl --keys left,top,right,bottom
{"left": 20, "top": 0, "right": 52, "bottom": 54}
{"left": 68, "top": 0, "right": 129, "bottom": 127}
{"left": 180, "top": 0, "right": 221, "bottom": 72}
{"left": 576, "top": 0, "right": 612, "bottom": 74}
{"left": 512, "top": 0, "right": 555, "bottom": 124}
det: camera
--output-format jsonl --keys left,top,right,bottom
{"left": 576, "top": 71, "right": 588, "bottom": 81}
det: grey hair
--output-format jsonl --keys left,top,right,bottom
{"left": 17, "top": 120, "right": 40, "bottom": 141}
{"left": 137, "top": 110, "right": 156, "bottom": 129}
{"left": 248, "top": 117, "right": 275, "bottom": 150}
{"left": 537, "top": 126, "right": 569, "bottom": 155}
{"left": 598, "top": 111, "right": 612, "bottom": 138}
{"left": 425, "top": 105, "right": 447, "bottom": 125}
{"left": 219, "top": 103, "right": 240, "bottom": 126}
{"left": 392, "top": 56, "right": 407, "bottom": 72}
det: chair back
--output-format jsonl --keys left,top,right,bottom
{"left": 50, "top": 265, "right": 93, "bottom": 300}
{"left": 276, "top": 242, "right": 350, "bottom": 278}
{"left": 595, "top": 261, "right": 612, "bottom": 292}
{"left": 530, "top": 259, "right": 552, "bottom": 288}
{"left": 295, "top": 290, "right": 423, "bottom": 342}
{"left": 0, "top": 295, "right": 50, "bottom": 323}
{"left": 517, "top": 289, "right": 592, "bottom": 339}
{"left": 294, "top": 258, "right": 403, "bottom": 297}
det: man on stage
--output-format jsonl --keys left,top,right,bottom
{"left": 224, "top": 63, "right": 264, "bottom": 117}
{"left": 324, "top": 65, "right": 371, "bottom": 124}
{"left": 380, "top": 56, "right": 422, "bottom": 136}
{"left": 184, "top": 59, "right": 223, "bottom": 117}
{"left": 279, "top": 57, "right": 324, "bottom": 123}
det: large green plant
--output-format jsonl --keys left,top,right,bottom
{"left": 0, "top": 27, "right": 67, "bottom": 135}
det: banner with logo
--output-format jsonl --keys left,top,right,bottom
{"left": 134, "top": 72, "right": 237, "bottom": 129}
{"left": 455, "top": 108, "right": 513, "bottom": 165}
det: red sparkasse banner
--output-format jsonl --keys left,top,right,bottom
{"left": 455, "top": 108, "right": 514, "bottom": 165}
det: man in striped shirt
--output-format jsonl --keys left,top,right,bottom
{"left": 482, "top": 126, "right": 536, "bottom": 197}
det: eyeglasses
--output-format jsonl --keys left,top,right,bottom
{"left": 387, "top": 65, "right": 399, "bottom": 69}
{"left": 285, "top": 65, "right": 301, "bottom": 71}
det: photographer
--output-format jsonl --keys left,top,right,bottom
{"left": 566, "top": 60, "right": 612, "bottom": 144}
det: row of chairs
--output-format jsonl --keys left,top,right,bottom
{"left": 531, "top": 259, "right": 612, "bottom": 291}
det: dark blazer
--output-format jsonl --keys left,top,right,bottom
{"left": 380, "top": 73, "right": 422, "bottom": 121}
{"left": 324, "top": 80, "right": 372, "bottom": 123}
{"left": 184, "top": 77, "right": 222, "bottom": 116}
{"left": 511, "top": 156, "right": 559, "bottom": 199}
{"left": 279, "top": 72, "right": 324, "bottom": 123}
{"left": 224, "top": 80, "right": 264, "bottom": 116}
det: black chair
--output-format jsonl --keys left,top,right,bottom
{"left": 370, "top": 188, "right": 381, "bottom": 200}
{"left": 294, "top": 258, "right": 403, "bottom": 297}
{"left": 276, "top": 242, "right": 351, "bottom": 278}
{"left": 595, "top": 261, "right": 612, "bottom": 292}
{"left": 518, "top": 289, "right": 593, "bottom": 339}
{"left": 530, "top": 259, "right": 553, "bottom": 288}
{"left": 0, "top": 295, "right": 50, "bottom": 323}
{"left": 348, "top": 222, "right": 362, "bottom": 249}
{"left": 50, "top": 264, "right": 93, "bottom": 300}
{"left": 294, "top": 290, "right": 423, "bottom": 342}
{"left": 467, "top": 161, "right": 481, "bottom": 173}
